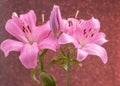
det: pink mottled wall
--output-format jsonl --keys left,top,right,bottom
{"left": 0, "top": 0, "right": 120, "bottom": 86}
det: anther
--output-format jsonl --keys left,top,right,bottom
{"left": 27, "top": 25, "right": 31, "bottom": 32}
{"left": 85, "top": 35, "right": 88, "bottom": 38}
{"left": 89, "top": 28, "right": 91, "bottom": 32}
{"left": 91, "top": 33, "right": 94, "bottom": 37}
{"left": 84, "top": 29, "right": 86, "bottom": 32}
{"left": 22, "top": 26, "right": 26, "bottom": 32}
{"left": 84, "top": 31, "right": 86, "bottom": 35}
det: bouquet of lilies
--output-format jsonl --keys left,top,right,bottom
{"left": 0, "top": 5, "right": 108, "bottom": 86}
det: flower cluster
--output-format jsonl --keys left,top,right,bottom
{"left": 0, "top": 5, "right": 108, "bottom": 70}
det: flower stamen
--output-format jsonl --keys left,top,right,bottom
{"left": 41, "top": 14, "right": 45, "bottom": 24}
{"left": 75, "top": 10, "right": 79, "bottom": 18}
{"left": 22, "top": 22, "right": 33, "bottom": 44}
{"left": 22, "top": 21, "right": 31, "bottom": 33}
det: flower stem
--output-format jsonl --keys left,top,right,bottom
{"left": 39, "top": 49, "right": 48, "bottom": 72}
{"left": 60, "top": 47, "right": 66, "bottom": 56}
{"left": 66, "top": 51, "right": 70, "bottom": 86}
{"left": 60, "top": 45, "right": 71, "bottom": 86}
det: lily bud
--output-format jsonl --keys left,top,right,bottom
{"left": 50, "top": 5, "right": 62, "bottom": 37}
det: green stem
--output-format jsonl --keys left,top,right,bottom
{"left": 60, "top": 45, "right": 71, "bottom": 86}
{"left": 60, "top": 47, "right": 66, "bottom": 56}
{"left": 66, "top": 51, "right": 70, "bottom": 86}
{"left": 39, "top": 49, "right": 48, "bottom": 72}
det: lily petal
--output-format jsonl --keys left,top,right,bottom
{"left": 20, "top": 10, "right": 36, "bottom": 29}
{"left": 33, "top": 21, "right": 51, "bottom": 43}
{"left": 19, "top": 43, "right": 39, "bottom": 69}
{"left": 38, "top": 36, "right": 59, "bottom": 51}
{"left": 83, "top": 43, "right": 108, "bottom": 64}
{"left": 65, "top": 18, "right": 78, "bottom": 34}
{"left": 58, "top": 33, "right": 73, "bottom": 44}
{"left": 94, "top": 32, "right": 108, "bottom": 45}
{"left": 77, "top": 48, "right": 88, "bottom": 61}
{"left": 58, "top": 33, "right": 78, "bottom": 48}
{"left": 79, "top": 17, "right": 100, "bottom": 31}
{"left": 5, "top": 18, "right": 28, "bottom": 42}
{"left": 0, "top": 39, "right": 24, "bottom": 57}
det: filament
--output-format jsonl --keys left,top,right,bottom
{"left": 41, "top": 14, "right": 45, "bottom": 23}
{"left": 75, "top": 10, "right": 79, "bottom": 18}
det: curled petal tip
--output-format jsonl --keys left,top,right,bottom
{"left": 0, "top": 39, "right": 24, "bottom": 58}
{"left": 91, "top": 17, "right": 100, "bottom": 24}
{"left": 89, "top": 17, "right": 100, "bottom": 30}
{"left": 12, "top": 12, "right": 18, "bottom": 17}
{"left": 53, "top": 5, "right": 59, "bottom": 8}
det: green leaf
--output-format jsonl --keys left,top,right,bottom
{"left": 46, "top": 56, "right": 69, "bottom": 71}
{"left": 60, "top": 62, "right": 68, "bottom": 71}
{"left": 60, "top": 58, "right": 82, "bottom": 71}
{"left": 46, "top": 56, "right": 67, "bottom": 67}
{"left": 60, "top": 57, "right": 68, "bottom": 71}
{"left": 40, "top": 72, "right": 56, "bottom": 86}
{"left": 31, "top": 69, "right": 40, "bottom": 83}
{"left": 70, "top": 59, "right": 82, "bottom": 67}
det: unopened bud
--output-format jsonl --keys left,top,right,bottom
{"left": 49, "top": 5, "right": 62, "bottom": 37}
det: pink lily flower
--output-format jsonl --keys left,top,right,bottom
{"left": 0, "top": 10, "right": 59, "bottom": 69}
{"left": 58, "top": 17, "right": 108, "bottom": 64}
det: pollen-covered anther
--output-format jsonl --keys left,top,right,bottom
{"left": 22, "top": 22, "right": 31, "bottom": 33}
{"left": 88, "top": 28, "right": 96, "bottom": 38}
{"left": 83, "top": 29, "right": 87, "bottom": 35}
{"left": 89, "top": 28, "right": 91, "bottom": 32}
{"left": 91, "top": 33, "right": 94, "bottom": 37}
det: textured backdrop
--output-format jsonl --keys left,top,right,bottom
{"left": 0, "top": 0, "right": 120, "bottom": 86}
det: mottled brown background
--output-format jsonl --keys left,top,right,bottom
{"left": 0, "top": 0, "right": 120, "bottom": 86}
